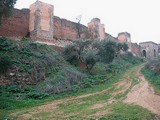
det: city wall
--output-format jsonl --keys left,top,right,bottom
{"left": 0, "top": 7, "right": 143, "bottom": 57}
{"left": 0, "top": 8, "right": 89, "bottom": 41}
{"left": 0, "top": 9, "right": 29, "bottom": 39}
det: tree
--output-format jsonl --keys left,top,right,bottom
{"left": 84, "top": 50, "right": 97, "bottom": 72}
{"left": 72, "top": 39, "right": 91, "bottom": 61}
{"left": 115, "top": 43, "right": 129, "bottom": 57}
{"left": 93, "top": 40, "right": 117, "bottom": 63}
{"left": 0, "top": 0, "right": 17, "bottom": 24}
{"left": 62, "top": 44, "right": 79, "bottom": 66}
{"left": 63, "top": 39, "right": 98, "bottom": 71}
{"left": 122, "top": 43, "right": 129, "bottom": 52}
{"left": 76, "top": 15, "right": 82, "bottom": 38}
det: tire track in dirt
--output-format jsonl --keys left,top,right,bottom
{"left": 124, "top": 66, "right": 160, "bottom": 116}
{"left": 10, "top": 65, "right": 160, "bottom": 119}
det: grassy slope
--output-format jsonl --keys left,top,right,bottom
{"left": 0, "top": 37, "right": 148, "bottom": 119}
{"left": 0, "top": 37, "right": 83, "bottom": 119}
{"left": 141, "top": 67, "right": 160, "bottom": 94}
{"left": 9, "top": 65, "right": 155, "bottom": 120}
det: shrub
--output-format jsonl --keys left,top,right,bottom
{"left": 37, "top": 67, "right": 86, "bottom": 94}
{"left": 83, "top": 50, "right": 98, "bottom": 71}
{"left": 145, "top": 57, "right": 160, "bottom": 75}
{"left": 62, "top": 44, "right": 79, "bottom": 65}
{"left": 25, "top": 92, "right": 49, "bottom": 99}
{"left": 0, "top": 55, "right": 12, "bottom": 74}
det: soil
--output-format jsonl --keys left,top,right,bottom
{"left": 10, "top": 65, "right": 160, "bottom": 119}
{"left": 124, "top": 66, "right": 160, "bottom": 116}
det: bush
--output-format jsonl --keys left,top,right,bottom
{"left": 0, "top": 100, "right": 13, "bottom": 109}
{"left": 62, "top": 44, "right": 79, "bottom": 65}
{"left": 0, "top": 84, "right": 49, "bottom": 101}
{"left": 145, "top": 57, "right": 160, "bottom": 75}
{"left": 37, "top": 67, "right": 86, "bottom": 94}
{"left": 120, "top": 52, "right": 144, "bottom": 65}
{"left": 25, "top": 92, "right": 49, "bottom": 99}
{"left": 84, "top": 50, "right": 97, "bottom": 71}
{"left": 0, "top": 55, "right": 12, "bottom": 74}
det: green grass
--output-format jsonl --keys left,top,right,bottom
{"left": 141, "top": 67, "right": 160, "bottom": 94}
{"left": 0, "top": 65, "right": 133, "bottom": 119}
{"left": 0, "top": 37, "right": 146, "bottom": 119}
{"left": 6, "top": 64, "right": 156, "bottom": 120}
{"left": 99, "top": 102, "right": 155, "bottom": 120}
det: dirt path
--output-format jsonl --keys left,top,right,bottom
{"left": 10, "top": 65, "right": 160, "bottom": 119}
{"left": 124, "top": 66, "right": 160, "bottom": 116}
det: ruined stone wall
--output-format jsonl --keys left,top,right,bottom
{"left": 0, "top": 9, "right": 29, "bottom": 39}
{"left": 53, "top": 16, "right": 89, "bottom": 40}
{"left": 88, "top": 18, "right": 105, "bottom": 40}
{"left": 29, "top": 1, "right": 54, "bottom": 42}
{"left": 131, "top": 43, "right": 141, "bottom": 56}
{"left": 117, "top": 34, "right": 126, "bottom": 43}
{"left": 117, "top": 32, "right": 132, "bottom": 52}
{"left": 0, "top": 8, "right": 89, "bottom": 41}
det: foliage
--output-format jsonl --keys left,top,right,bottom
{"left": 0, "top": 84, "right": 49, "bottom": 110}
{"left": 0, "top": 38, "right": 145, "bottom": 119}
{"left": 93, "top": 40, "right": 129, "bottom": 63}
{"left": 62, "top": 44, "right": 79, "bottom": 65}
{"left": 63, "top": 39, "right": 97, "bottom": 71}
{"left": 37, "top": 67, "right": 86, "bottom": 94}
{"left": 93, "top": 40, "right": 115, "bottom": 63}
{"left": 0, "top": 0, "right": 17, "bottom": 24}
{"left": 83, "top": 50, "right": 97, "bottom": 71}
{"left": 0, "top": 37, "right": 64, "bottom": 84}
{"left": 0, "top": 55, "right": 12, "bottom": 74}
{"left": 145, "top": 57, "right": 160, "bottom": 75}
{"left": 120, "top": 52, "right": 144, "bottom": 64}
{"left": 0, "top": 84, "right": 49, "bottom": 99}
{"left": 141, "top": 67, "right": 160, "bottom": 93}
{"left": 142, "top": 57, "right": 160, "bottom": 93}
{"left": 99, "top": 103, "right": 155, "bottom": 120}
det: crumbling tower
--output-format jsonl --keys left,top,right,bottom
{"left": 29, "top": 0, "right": 54, "bottom": 42}
{"left": 117, "top": 32, "right": 132, "bottom": 51}
{"left": 88, "top": 18, "right": 105, "bottom": 40}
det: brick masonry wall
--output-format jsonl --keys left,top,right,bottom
{"left": 0, "top": 9, "right": 29, "bottom": 39}
{"left": 131, "top": 43, "right": 141, "bottom": 56}
{"left": 53, "top": 16, "right": 89, "bottom": 40}
{"left": 0, "top": 8, "right": 90, "bottom": 41}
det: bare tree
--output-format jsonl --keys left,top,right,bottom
{"left": 76, "top": 15, "right": 82, "bottom": 38}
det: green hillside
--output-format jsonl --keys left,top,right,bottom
{"left": 0, "top": 37, "right": 145, "bottom": 119}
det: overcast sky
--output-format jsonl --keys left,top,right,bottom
{"left": 15, "top": 0, "right": 160, "bottom": 44}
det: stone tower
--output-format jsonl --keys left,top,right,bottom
{"left": 29, "top": 1, "right": 54, "bottom": 42}
{"left": 88, "top": 18, "right": 105, "bottom": 40}
{"left": 117, "top": 32, "right": 132, "bottom": 51}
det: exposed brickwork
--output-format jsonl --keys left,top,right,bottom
{"left": 0, "top": 9, "right": 89, "bottom": 41}
{"left": 29, "top": 1, "right": 54, "bottom": 42}
{"left": 88, "top": 18, "right": 105, "bottom": 40}
{"left": 131, "top": 43, "right": 141, "bottom": 56}
{"left": 0, "top": 4, "right": 144, "bottom": 58}
{"left": 54, "top": 16, "right": 89, "bottom": 40}
{"left": 117, "top": 32, "right": 132, "bottom": 52}
{"left": 0, "top": 9, "right": 29, "bottom": 39}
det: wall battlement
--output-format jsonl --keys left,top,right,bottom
{"left": 0, "top": 1, "right": 159, "bottom": 58}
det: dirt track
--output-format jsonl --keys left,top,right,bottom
{"left": 10, "top": 65, "right": 160, "bottom": 119}
{"left": 124, "top": 66, "right": 160, "bottom": 116}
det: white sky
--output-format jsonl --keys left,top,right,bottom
{"left": 15, "top": 0, "right": 160, "bottom": 44}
